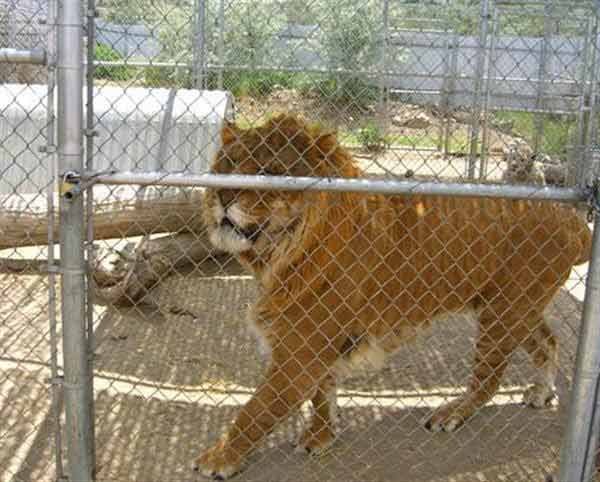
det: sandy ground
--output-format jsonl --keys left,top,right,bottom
{"left": 0, "top": 253, "right": 590, "bottom": 482}
{"left": 0, "top": 132, "right": 590, "bottom": 482}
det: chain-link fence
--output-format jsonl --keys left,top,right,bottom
{"left": 2, "top": 0, "right": 600, "bottom": 481}
{"left": 0, "top": 0, "right": 64, "bottom": 481}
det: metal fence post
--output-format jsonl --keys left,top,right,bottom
{"left": 479, "top": 5, "right": 498, "bottom": 181}
{"left": 467, "top": 0, "right": 490, "bottom": 179}
{"left": 85, "top": 0, "right": 98, "bottom": 471}
{"left": 558, "top": 191, "right": 600, "bottom": 482}
{"left": 443, "top": 33, "right": 459, "bottom": 157}
{"left": 587, "top": 19, "right": 599, "bottom": 157}
{"left": 217, "top": 0, "right": 225, "bottom": 89}
{"left": 192, "top": 0, "right": 207, "bottom": 89}
{"left": 438, "top": 27, "right": 451, "bottom": 152}
{"left": 532, "top": 0, "right": 553, "bottom": 156}
{"left": 378, "top": 0, "right": 390, "bottom": 125}
{"left": 573, "top": 18, "right": 593, "bottom": 186}
{"left": 57, "top": 0, "right": 94, "bottom": 480}
{"left": 47, "top": 0, "right": 65, "bottom": 478}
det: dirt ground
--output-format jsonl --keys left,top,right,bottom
{"left": 0, "top": 90, "right": 585, "bottom": 481}
{"left": 236, "top": 90, "right": 517, "bottom": 154}
{"left": 234, "top": 89, "right": 536, "bottom": 184}
{"left": 0, "top": 253, "right": 590, "bottom": 482}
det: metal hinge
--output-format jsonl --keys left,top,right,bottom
{"left": 46, "top": 375, "right": 64, "bottom": 386}
{"left": 46, "top": 264, "right": 62, "bottom": 274}
{"left": 39, "top": 145, "right": 57, "bottom": 154}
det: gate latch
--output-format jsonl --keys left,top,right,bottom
{"left": 60, "top": 171, "right": 82, "bottom": 200}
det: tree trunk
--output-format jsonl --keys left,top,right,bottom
{"left": 0, "top": 187, "right": 239, "bottom": 305}
{"left": 0, "top": 187, "right": 205, "bottom": 250}
{"left": 93, "top": 231, "right": 232, "bottom": 306}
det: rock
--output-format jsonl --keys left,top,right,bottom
{"left": 392, "top": 112, "right": 432, "bottom": 129}
{"left": 502, "top": 138, "right": 533, "bottom": 162}
{"left": 489, "top": 142, "right": 505, "bottom": 154}
{"left": 543, "top": 163, "right": 567, "bottom": 186}
{"left": 503, "top": 161, "right": 546, "bottom": 185}
{"left": 501, "top": 138, "right": 545, "bottom": 185}
{"left": 494, "top": 119, "right": 514, "bottom": 133}
{"left": 501, "top": 138, "right": 568, "bottom": 186}
{"left": 391, "top": 114, "right": 404, "bottom": 126}
{"left": 451, "top": 110, "right": 472, "bottom": 124}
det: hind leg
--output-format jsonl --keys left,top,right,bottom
{"left": 521, "top": 318, "right": 558, "bottom": 408}
{"left": 426, "top": 308, "right": 532, "bottom": 432}
{"left": 296, "top": 374, "right": 337, "bottom": 455}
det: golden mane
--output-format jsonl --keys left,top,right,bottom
{"left": 222, "top": 114, "right": 364, "bottom": 179}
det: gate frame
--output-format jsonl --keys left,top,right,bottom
{"left": 57, "top": 0, "right": 94, "bottom": 480}
{"left": 4, "top": 0, "right": 596, "bottom": 481}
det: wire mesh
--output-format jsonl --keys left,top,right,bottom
{"left": 81, "top": 1, "right": 600, "bottom": 481}
{"left": 84, "top": 1, "right": 600, "bottom": 481}
{"left": 0, "top": 1, "right": 65, "bottom": 481}
{"left": 2, "top": 0, "right": 600, "bottom": 481}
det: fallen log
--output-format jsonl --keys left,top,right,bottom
{"left": 0, "top": 258, "right": 59, "bottom": 274}
{"left": 93, "top": 231, "right": 227, "bottom": 306}
{"left": 0, "top": 186, "right": 206, "bottom": 250}
{"left": 0, "top": 187, "right": 235, "bottom": 305}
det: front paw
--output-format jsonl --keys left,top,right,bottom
{"left": 294, "top": 425, "right": 336, "bottom": 456}
{"left": 424, "top": 400, "right": 471, "bottom": 433}
{"left": 522, "top": 383, "right": 555, "bottom": 408}
{"left": 192, "top": 438, "right": 242, "bottom": 480}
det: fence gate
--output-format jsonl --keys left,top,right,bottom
{"left": 4, "top": 1, "right": 600, "bottom": 482}
{"left": 0, "top": 0, "right": 66, "bottom": 481}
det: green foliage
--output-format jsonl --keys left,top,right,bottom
{"left": 493, "top": 111, "right": 575, "bottom": 160}
{"left": 97, "top": 0, "right": 193, "bottom": 25}
{"left": 94, "top": 43, "right": 133, "bottom": 81}
{"left": 216, "top": 71, "right": 296, "bottom": 97}
{"left": 139, "top": 3, "right": 197, "bottom": 87}
{"left": 97, "top": 0, "right": 145, "bottom": 24}
{"left": 312, "top": 75, "right": 379, "bottom": 106}
{"left": 143, "top": 65, "right": 192, "bottom": 88}
{"left": 394, "top": 0, "right": 586, "bottom": 36}
{"left": 356, "top": 122, "right": 388, "bottom": 152}
{"left": 154, "top": 5, "right": 194, "bottom": 64}
{"left": 320, "top": 0, "right": 378, "bottom": 72}
{"left": 280, "top": 0, "right": 317, "bottom": 24}
{"left": 392, "top": 1, "right": 479, "bottom": 35}
{"left": 100, "top": 1, "right": 207, "bottom": 87}
{"left": 223, "top": 1, "right": 285, "bottom": 67}
{"left": 314, "top": 0, "right": 380, "bottom": 106}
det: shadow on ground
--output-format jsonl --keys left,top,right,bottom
{"left": 0, "top": 263, "right": 585, "bottom": 482}
{"left": 88, "top": 263, "right": 581, "bottom": 482}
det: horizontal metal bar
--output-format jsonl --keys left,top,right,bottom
{"left": 391, "top": 18, "right": 448, "bottom": 24}
{"left": 495, "top": 0, "right": 593, "bottom": 5}
{"left": 388, "top": 28, "right": 450, "bottom": 35}
{"left": 90, "top": 60, "right": 586, "bottom": 86}
{"left": 83, "top": 171, "right": 588, "bottom": 203}
{"left": 495, "top": 9, "right": 591, "bottom": 19}
{"left": 0, "top": 48, "right": 46, "bottom": 65}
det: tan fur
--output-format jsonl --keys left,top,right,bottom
{"left": 194, "top": 114, "right": 592, "bottom": 478}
